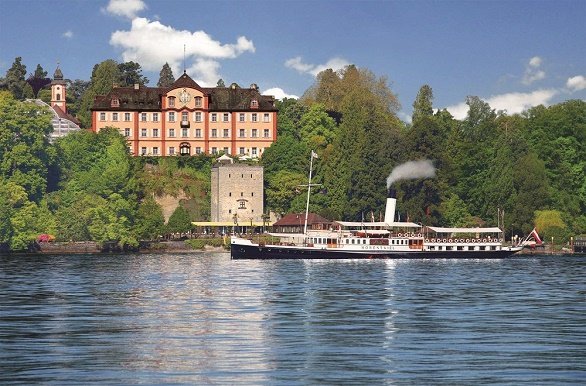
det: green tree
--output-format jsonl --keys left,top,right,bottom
{"left": 166, "top": 206, "right": 192, "bottom": 236}
{"left": 275, "top": 98, "right": 308, "bottom": 139}
{"left": 135, "top": 198, "right": 165, "bottom": 240}
{"left": 33, "top": 64, "right": 48, "bottom": 79}
{"left": 412, "top": 84, "right": 434, "bottom": 123}
{"left": 78, "top": 59, "right": 122, "bottom": 128}
{"left": 298, "top": 104, "right": 337, "bottom": 151}
{"left": 157, "top": 62, "right": 175, "bottom": 88}
{"left": 65, "top": 79, "right": 90, "bottom": 117}
{"left": 4, "top": 57, "right": 32, "bottom": 100}
{"left": 265, "top": 170, "right": 307, "bottom": 215}
{"left": 534, "top": 210, "right": 569, "bottom": 244}
{"left": 0, "top": 95, "right": 54, "bottom": 202}
{"left": 118, "top": 61, "right": 149, "bottom": 86}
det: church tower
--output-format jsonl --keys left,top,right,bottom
{"left": 51, "top": 65, "right": 67, "bottom": 113}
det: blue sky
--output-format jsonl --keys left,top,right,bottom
{"left": 1, "top": 0, "right": 585, "bottom": 121}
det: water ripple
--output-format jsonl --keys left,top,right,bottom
{"left": 0, "top": 254, "right": 585, "bottom": 384}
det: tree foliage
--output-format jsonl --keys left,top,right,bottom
{"left": 157, "top": 62, "right": 175, "bottom": 88}
{"left": 4, "top": 57, "right": 33, "bottom": 100}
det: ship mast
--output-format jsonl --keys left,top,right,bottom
{"left": 303, "top": 151, "right": 320, "bottom": 237}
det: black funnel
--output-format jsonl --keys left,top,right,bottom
{"left": 388, "top": 188, "right": 397, "bottom": 199}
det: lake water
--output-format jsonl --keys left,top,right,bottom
{"left": 1, "top": 253, "right": 585, "bottom": 385}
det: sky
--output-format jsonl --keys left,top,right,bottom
{"left": 1, "top": 0, "right": 585, "bottom": 122}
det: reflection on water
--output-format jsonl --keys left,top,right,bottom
{"left": 0, "top": 254, "right": 585, "bottom": 384}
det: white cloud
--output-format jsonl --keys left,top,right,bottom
{"left": 445, "top": 89, "right": 558, "bottom": 120}
{"left": 522, "top": 56, "right": 545, "bottom": 85}
{"left": 186, "top": 59, "right": 221, "bottom": 87}
{"left": 262, "top": 87, "right": 299, "bottom": 100}
{"left": 285, "top": 56, "right": 350, "bottom": 77}
{"left": 529, "top": 56, "right": 542, "bottom": 67}
{"left": 566, "top": 75, "right": 586, "bottom": 92}
{"left": 103, "top": 0, "right": 147, "bottom": 19}
{"left": 110, "top": 17, "right": 255, "bottom": 85}
{"left": 62, "top": 30, "right": 73, "bottom": 39}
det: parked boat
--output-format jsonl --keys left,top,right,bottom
{"left": 231, "top": 155, "right": 527, "bottom": 260}
{"left": 231, "top": 190, "right": 524, "bottom": 259}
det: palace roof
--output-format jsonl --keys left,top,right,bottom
{"left": 91, "top": 72, "right": 277, "bottom": 112}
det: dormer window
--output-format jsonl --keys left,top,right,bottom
{"left": 195, "top": 96, "right": 202, "bottom": 107}
{"left": 250, "top": 99, "right": 258, "bottom": 109}
{"left": 111, "top": 98, "right": 119, "bottom": 107}
{"left": 168, "top": 96, "right": 176, "bottom": 107}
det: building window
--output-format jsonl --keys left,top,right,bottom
{"left": 180, "top": 142, "right": 190, "bottom": 155}
{"left": 182, "top": 111, "right": 189, "bottom": 122}
{"left": 211, "top": 113, "right": 217, "bottom": 122}
{"left": 252, "top": 147, "right": 258, "bottom": 156}
{"left": 223, "top": 128, "right": 229, "bottom": 137}
{"left": 124, "top": 112, "right": 131, "bottom": 121}
{"left": 169, "top": 147, "right": 175, "bottom": 155}
{"left": 141, "top": 147, "right": 147, "bottom": 155}
{"left": 211, "top": 147, "right": 217, "bottom": 155}
{"left": 124, "top": 128, "right": 131, "bottom": 137}
{"left": 239, "top": 200, "right": 246, "bottom": 209}
{"left": 223, "top": 113, "right": 229, "bottom": 122}
{"left": 252, "top": 113, "right": 258, "bottom": 122}
{"left": 239, "top": 129, "right": 245, "bottom": 138}
{"left": 195, "top": 147, "right": 201, "bottom": 154}
{"left": 195, "top": 128, "right": 201, "bottom": 138}
{"left": 169, "top": 112, "right": 175, "bottom": 122}
{"left": 251, "top": 129, "right": 258, "bottom": 138}
{"left": 141, "top": 113, "right": 147, "bottom": 122}
{"left": 239, "top": 147, "right": 245, "bottom": 155}
{"left": 169, "top": 128, "right": 175, "bottom": 137}
{"left": 152, "top": 147, "right": 159, "bottom": 155}
{"left": 112, "top": 112, "right": 118, "bottom": 121}
{"left": 195, "top": 112, "right": 202, "bottom": 122}
{"left": 263, "top": 113, "right": 270, "bottom": 122}
{"left": 195, "top": 96, "right": 202, "bottom": 107}
{"left": 152, "top": 128, "right": 159, "bottom": 137}
{"left": 211, "top": 129, "right": 217, "bottom": 138}
{"left": 223, "top": 147, "right": 229, "bottom": 154}
{"left": 264, "top": 129, "right": 270, "bottom": 138}
{"left": 182, "top": 128, "right": 188, "bottom": 137}
{"left": 153, "top": 113, "right": 159, "bottom": 122}
{"left": 239, "top": 113, "right": 245, "bottom": 122}
{"left": 168, "top": 97, "right": 175, "bottom": 107}
{"left": 99, "top": 112, "right": 106, "bottom": 121}
{"left": 141, "top": 128, "right": 147, "bottom": 137}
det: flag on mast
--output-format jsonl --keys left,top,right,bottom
{"left": 530, "top": 228, "right": 542, "bottom": 244}
{"left": 311, "top": 150, "right": 319, "bottom": 159}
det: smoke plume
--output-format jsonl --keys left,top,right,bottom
{"left": 386, "top": 159, "right": 436, "bottom": 189}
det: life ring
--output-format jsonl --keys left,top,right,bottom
{"left": 448, "top": 239, "right": 453, "bottom": 243}
{"left": 425, "top": 239, "right": 429, "bottom": 242}
{"left": 417, "top": 233, "right": 422, "bottom": 237}
{"left": 431, "top": 238, "right": 435, "bottom": 243}
{"left": 500, "top": 239, "right": 503, "bottom": 242}
{"left": 398, "top": 233, "right": 402, "bottom": 237}
{"left": 442, "top": 239, "right": 447, "bottom": 243}
{"left": 466, "top": 239, "right": 470, "bottom": 243}
{"left": 482, "top": 239, "right": 487, "bottom": 242}
{"left": 410, "top": 233, "right": 415, "bottom": 237}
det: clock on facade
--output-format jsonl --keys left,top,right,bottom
{"left": 179, "top": 89, "right": 191, "bottom": 104}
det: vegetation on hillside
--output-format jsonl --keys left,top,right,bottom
{"left": 1, "top": 57, "right": 585, "bottom": 251}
